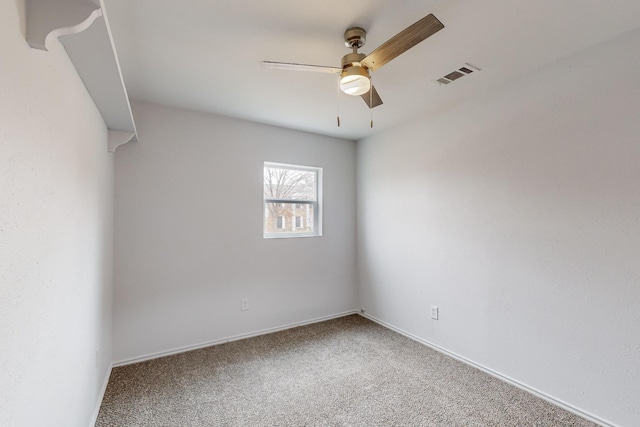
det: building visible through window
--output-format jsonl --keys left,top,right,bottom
{"left": 264, "top": 162, "right": 322, "bottom": 238}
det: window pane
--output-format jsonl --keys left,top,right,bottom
{"left": 265, "top": 202, "right": 314, "bottom": 234}
{"left": 263, "top": 162, "right": 322, "bottom": 238}
{"left": 263, "top": 166, "right": 316, "bottom": 201}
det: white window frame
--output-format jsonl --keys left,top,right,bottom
{"left": 263, "top": 161, "right": 322, "bottom": 239}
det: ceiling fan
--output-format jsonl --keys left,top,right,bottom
{"left": 262, "top": 14, "right": 444, "bottom": 109}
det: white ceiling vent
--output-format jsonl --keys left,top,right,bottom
{"left": 435, "top": 63, "right": 481, "bottom": 85}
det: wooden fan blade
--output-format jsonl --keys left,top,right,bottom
{"left": 361, "top": 14, "right": 444, "bottom": 72}
{"left": 261, "top": 61, "right": 342, "bottom": 74}
{"left": 361, "top": 85, "right": 383, "bottom": 109}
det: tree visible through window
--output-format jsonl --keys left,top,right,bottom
{"left": 264, "top": 162, "right": 322, "bottom": 238}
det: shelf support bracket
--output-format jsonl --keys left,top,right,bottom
{"left": 25, "top": 0, "right": 138, "bottom": 153}
{"left": 108, "top": 131, "right": 137, "bottom": 153}
{"left": 26, "top": 0, "right": 102, "bottom": 51}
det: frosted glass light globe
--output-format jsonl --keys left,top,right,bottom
{"left": 339, "top": 66, "right": 371, "bottom": 96}
{"left": 340, "top": 74, "right": 371, "bottom": 96}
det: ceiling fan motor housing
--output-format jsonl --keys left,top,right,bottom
{"left": 341, "top": 52, "right": 367, "bottom": 69}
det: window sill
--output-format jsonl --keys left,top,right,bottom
{"left": 263, "top": 232, "right": 322, "bottom": 239}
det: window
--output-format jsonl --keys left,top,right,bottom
{"left": 264, "top": 162, "right": 322, "bottom": 238}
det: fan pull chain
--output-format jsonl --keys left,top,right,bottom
{"left": 337, "top": 78, "right": 341, "bottom": 127}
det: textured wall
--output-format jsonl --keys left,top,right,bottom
{"left": 0, "top": 1, "right": 113, "bottom": 426}
{"left": 113, "top": 102, "right": 357, "bottom": 363}
{"left": 357, "top": 29, "right": 640, "bottom": 426}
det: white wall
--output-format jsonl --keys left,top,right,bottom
{"left": 113, "top": 102, "right": 357, "bottom": 363}
{"left": 357, "top": 29, "right": 640, "bottom": 426}
{"left": 0, "top": 1, "right": 113, "bottom": 426}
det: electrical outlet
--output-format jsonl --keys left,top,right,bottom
{"left": 241, "top": 298, "right": 249, "bottom": 311}
{"left": 430, "top": 306, "right": 439, "bottom": 320}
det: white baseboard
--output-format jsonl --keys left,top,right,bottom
{"left": 113, "top": 310, "right": 359, "bottom": 367}
{"left": 359, "top": 312, "right": 614, "bottom": 427}
{"left": 89, "top": 365, "right": 112, "bottom": 427}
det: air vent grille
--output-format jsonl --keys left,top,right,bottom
{"left": 444, "top": 71, "right": 464, "bottom": 81}
{"left": 434, "top": 63, "right": 481, "bottom": 85}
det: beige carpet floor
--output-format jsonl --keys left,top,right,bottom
{"left": 96, "top": 315, "right": 597, "bottom": 426}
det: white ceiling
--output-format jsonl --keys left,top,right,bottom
{"left": 103, "top": 0, "right": 640, "bottom": 140}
